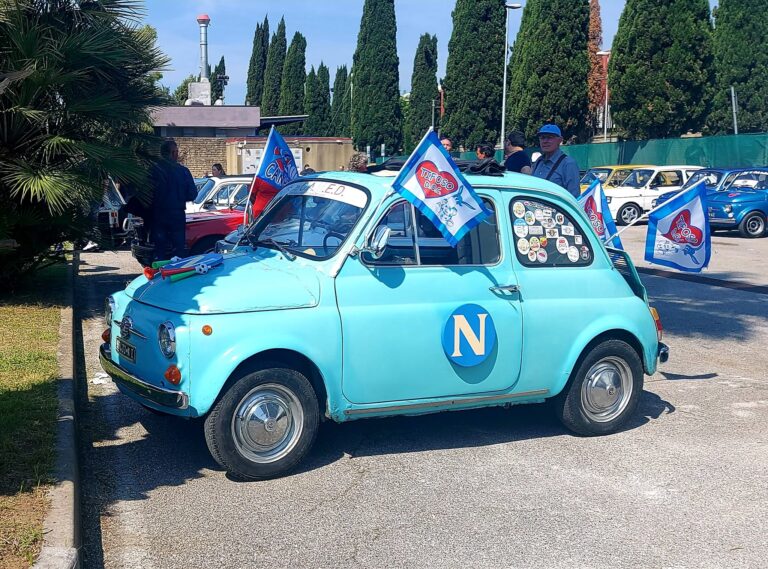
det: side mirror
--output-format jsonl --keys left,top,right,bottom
{"left": 362, "top": 226, "right": 391, "bottom": 260}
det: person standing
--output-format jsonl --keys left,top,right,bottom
{"left": 504, "top": 131, "right": 532, "bottom": 174}
{"left": 440, "top": 136, "right": 453, "bottom": 152}
{"left": 468, "top": 143, "right": 505, "bottom": 175}
{"left": 150, "top": 140, "right": 197, "bottom": 262}
{"left": 531, "top": 124, "right": 580, "bottom": 197}
{"left": 211, "top": 163, "right": 226, "bottom": 177}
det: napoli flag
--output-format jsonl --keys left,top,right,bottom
{"left": 391, "top": 130, "right": 491, "bottom": 246}
{"left": 644, "top": 179, "right": 710, "bottom": 273}
{"left": 255, "top": 126, "right": 299, "bottom": 191}
{"left": 578, "top": 179, "right": 623, "bottom": 249}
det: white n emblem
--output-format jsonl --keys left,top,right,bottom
{"left": 451, "top": 313, "right": 488, "bottom": 357}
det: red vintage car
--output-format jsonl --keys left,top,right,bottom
{"left": 130, "top": 182, "right": 279, "bottom": 266}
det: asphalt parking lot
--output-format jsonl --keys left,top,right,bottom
{"left": 77, "top": 227, "right": 768, "bottom": 569}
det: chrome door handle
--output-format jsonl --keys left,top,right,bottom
{"left": 489, "top": 284, "right": 520, "bottom": 294}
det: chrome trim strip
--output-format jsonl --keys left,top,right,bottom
{"left": 343, "top": 389, "right": 549, "bottom": 416}
{"left": 99, "top": 343, "right": 189, "bottom": 409}
{"left": 113, "top": 319, "right": 148, "bottom": 339}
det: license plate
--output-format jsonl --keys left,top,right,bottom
{"left": 116, "top": 337, "right": 136, "bottom": 363}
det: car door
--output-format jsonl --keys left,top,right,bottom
{"left": 335, "top": 192, "right": 523, "bottom": 405}
{"left": 644, "top": 170, "right": 683, "bottom": 211}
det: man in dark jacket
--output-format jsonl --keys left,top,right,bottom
{"left": 150, "top": 140, "right": 197, "bottom": 261}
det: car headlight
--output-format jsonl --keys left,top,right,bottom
{"left": 723, "top": 205, "right": 733, "bottom": 213}
{"left": 158, "top": 321, "right": 176, "bottom": 359}
{"left": 651, "top": 199, "right": 657, "bottom": 208}
{"left": 606, "top": 196, "right": 612, "bottom": 204}
{"left": 105, "top": 296, "right": 115, "bottom": 327}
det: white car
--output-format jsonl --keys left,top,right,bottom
{"left": 186, "top": 175, "right": 254, "bottom": 214}
{"left": 605, "top": 166, "right": 702, "bottom": 225}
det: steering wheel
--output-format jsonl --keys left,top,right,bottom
{"left": 322, "top": 232, "right": 345, "bottom": 255}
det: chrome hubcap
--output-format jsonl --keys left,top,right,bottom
{"left": 580, "top": 356, "right": 633, "bottom": 423}
{"left": 747, "top": 217, "right": 764, "bottom": 235}
{"left": 621, "top": 207, "right": 638, "bottom": 224}
{"left": 231, "top": 384, "right": 304, "bottom": 464}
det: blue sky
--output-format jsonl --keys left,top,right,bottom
{"left": 143, "top": 0, "right": 718, "bottom": 105}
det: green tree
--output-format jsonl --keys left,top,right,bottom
{"left": 507, "top": 0, "right": 590, "bottom": 143}
{"left": 278, "top": 32, "right": 307, "bottom": 135}
{"left": 609, "top": 0, "right": 714, "bottom": 139}
{"left": 211, "top": 56, "right": 226, "bottom": 103}
{"left": 172, "top": 74, "right": 197, "bottom": 105}
{"left": 330, "top": 65, "right": 349, "bottom": 137}
{"left": 303, "top": 66, "right": 317, "bottom": 135}
{"left": 442, "top": 0, "right": 504, "bottom": 150}
{"left": 245, "top": 17, "right": 269, "bottom": 106}
{"left": 709, "top": 0, "right": 768, "bottom": 133}
{"left": 0, "top": 0, "right": 169, "bottom": 286}
{"left": 304, "top": 63, "right": 332, "bottom": 136}
{"left": 341, "top": 71, "right": 353, "bottom": 138}
{"left": 351, "top": 0, "right": 401, "bottom": 155}
{"left": 587, "top": 0, "right": 604, "bottom": 133}
{"left": 261, "top": 17, "right": 286, "bottom": 116}
{"left": 404, "top": 34, "right": 438, "bottom": 152}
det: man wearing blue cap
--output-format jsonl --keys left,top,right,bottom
{"left": 531, "top": 124, "right": 580, "bottom": 197}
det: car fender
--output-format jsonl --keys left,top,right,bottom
{"left": 734, "top": 206, "right": 768, "bottom": 224}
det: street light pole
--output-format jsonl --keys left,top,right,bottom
{"left": 597, "top": 50, "right": 611, "bottom": 142}
{"left": 500, "top": 2, "right": 523, "bottom": 149}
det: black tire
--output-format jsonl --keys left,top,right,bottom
{"left": 617, "top": 203, "right": 641, "bottom": 226}
{"left": 553, "top": 339, "right": 644, "bottom": 436}
{"left": 204, "top": 365, "right": 319, "bottom": 480}
{"left": 738, "top": 212, "right": 766, "bottom": 238}
{"left": 189, "top": 235, "right": 223, "bottom": 255}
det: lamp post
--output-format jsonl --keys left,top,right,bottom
{"left": 500, "top": 2, "right": 523, "bottom": 149}
{"left": 597, "top": 50, "right": 611, "bottom": 142}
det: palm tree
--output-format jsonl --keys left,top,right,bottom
{"left": 0, "top": 0, "right": 169, "bottom": 287}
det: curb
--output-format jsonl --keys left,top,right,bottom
{"left": 34, "top": 251, "right": 81, "bottom": 569}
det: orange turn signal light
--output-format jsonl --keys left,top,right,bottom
{"left": 102, "top": 328, "right": 111, "bottom": 343}
{"left": 649, "top": 307, "right": 663, "bottom": 342}
{"left": 164, "top": 365, "right": 182, "bottom": 385}
{"left": 202, "top": 324, "right": 213, "bottom": 336}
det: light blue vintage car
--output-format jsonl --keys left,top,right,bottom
{"left": 100, "top": 171, "right": 668, "bottom": 479}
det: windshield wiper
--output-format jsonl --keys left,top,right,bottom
{"left": 254, "top": 237, "right": 296, "bottom": 260}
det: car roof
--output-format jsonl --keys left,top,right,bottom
{"left": 307, "top": 170, "right": 575, "bottom": 203}
{"left": 589, "top": 165, "right": 653, "bottom": 169}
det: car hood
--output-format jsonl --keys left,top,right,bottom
{"left": 186, "top": 210, "right": 242, "bottom": 224}
{"left": 707, "top": 189, "right": 767, "bottom": 204}
{"left": 124, "top": 250, "right": 321, "bottom": 314}
{"left": 606, "top": 185, "right": 647, "bottom": 197}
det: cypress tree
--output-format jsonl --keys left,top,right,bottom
{"left": 404, "top": 34, "right": 438, "bottom": 152}
{"left": 211, "top": 56, "right": 226, "bottom": 103}
{"left": 609, "top": 0, "right": 714, "bottom": 139}
{"left": 443, "top": 0, "right": 504, "bottom": 150}
{"left": 303, "top": 66, "right": 317, "bottom": 135}
{"left": 245, "top": 17, "right": 269, "bottom": 106}
{"left": 172, "top": 74, "right": 196, "bottom": 105}
{"left": 341, "top": 72, "right": 353, "bottom": 138}
{"left": 331, "top": 65, "right": 349, "bottom": 136}
{"left": 507, "top": 0, "right": 590, "bottom": 143}
{"left": 587, "top": 0, "right": 604, "bottom": 133}
{"left": 305, "top": 63, "right": 332, "bottom": 136}
{"left": 278, "top": 32, "right": 307, "bottom": 135}
{"left": 261, "top": 17, "right": 286, "bottom": 116}
{"left": 709, "top": 0, "right": 768, "bottom": 133}
{"left": 351, "top": 0, "right": 401, "bottom": 155}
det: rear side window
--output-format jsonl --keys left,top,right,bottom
{"left": 510, "top": 198, "right": 593, "bottom": 267}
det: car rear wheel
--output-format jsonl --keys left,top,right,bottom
{"left": 617, "top": 203, "right": 641, "bottom": 226}
{"left": 738, "top": 212, "right": 766, "bottom": 238}
{"left": 553, "top": 339, "right": 643, "bottom": 436}
{"left": 204, "top": 365, "right": 319, "bottom": 480}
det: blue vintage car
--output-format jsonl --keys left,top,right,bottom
{"left": 99, "top": 171, "right": 668, "bottom": 479}
{"left": 707, "top": 180, "right": 768, "bottom": 238}
{"left": 652, "top": 167, "right": 746, "bottom": 209}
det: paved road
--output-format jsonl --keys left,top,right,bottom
{"left": 77, "top": 232, "right": 768, "bottom": 569}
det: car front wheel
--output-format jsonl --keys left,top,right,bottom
{"left": 617, "top": 203, "right": 641, "bottom": 226}
{"left": 738, "top": 212, "right": 766, "bottom": 238}
{"left": 204, "top": 365, "right": 320, "bottom": 480}
{"left": 554, "top": 339, "right": 643, "bottom": 436}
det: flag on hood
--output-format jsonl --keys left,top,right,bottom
{"left": 391, "top": 130, "right": 491, "bottom": 246}
{"left": 577, "top": 179, "right": 623, "bottom": 249}
{"left": 644, "top": 179, "right": 711, "bottom": 272}
{"left": 245, "top": 126, "right": 299, "bottom": 223}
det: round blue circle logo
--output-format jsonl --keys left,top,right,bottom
{"left": 442, "top": 304, "right": 497, "bottom": 367}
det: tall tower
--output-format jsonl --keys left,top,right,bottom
{"left": 197, "top": 14, "right": 211, "bottom": 80}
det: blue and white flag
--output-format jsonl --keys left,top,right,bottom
{"left": 577, "top": 179, "right": 623, "bottom": 249}
{"left": 644, "top": 180, "right": 710, "bottom": 273}
{"left": 391, "top": 130, "right": 491, "bottom": 246}
{"left": 254, "top": 126, "right": 299, "bottom": 192}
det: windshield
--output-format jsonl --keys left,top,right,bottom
{"left": 723, "top": 170, "right": 768, "bottom": 192}
{"left": 248, "top": 180, "right": 368, "bottom": 260}
{"left": 682, "top": 170, "right": 723, "bottom": 190}
{"left": 194, "top": 179, "right": 216, "bottom": 204}
{"left": 580, "top": 168, "right": 611, "bottom": 185}
{"left": 621, "top": 169, "right": 655, "bottom": 188}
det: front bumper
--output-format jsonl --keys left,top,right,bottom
{"left": 99, "top": 343, "right": 189, "bottom": 409}
{"left": 658, "top": 342, "right": 669, "bottom": 364}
